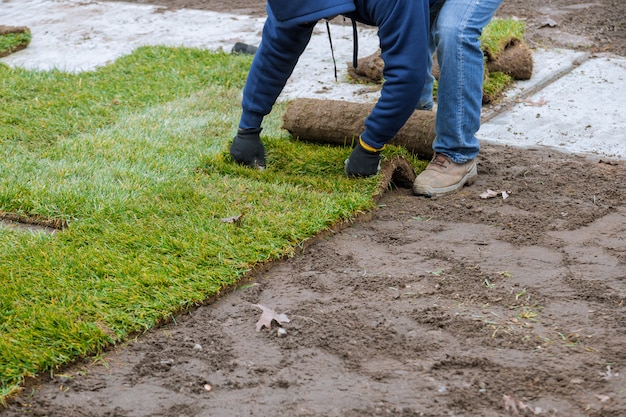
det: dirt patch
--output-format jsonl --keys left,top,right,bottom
{"left": 498, "top": 0, "right": 626, "bottom": 56}
{"left": 2, "top": 1, "right": 625, "bottom": 416}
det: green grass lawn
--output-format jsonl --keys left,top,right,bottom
{"left": 0, "top": 46, "right": 392, "bottom": 401}
{"left": 0, "top": 18, "right": 527, "bottom": 402}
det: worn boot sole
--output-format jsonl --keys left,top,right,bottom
{"left": 412, "top": 161, "right": 478, "bottom": 197}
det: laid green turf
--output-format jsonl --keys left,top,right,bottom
{"left": 0, "top": 46, "right": 400, "bottom": 401}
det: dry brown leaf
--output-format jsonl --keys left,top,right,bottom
{"left": 220, "top": 214, "right": 244, "bottom": 224}
{"left": 480, "top": 189, "right": 499, "bottom": 199}
{"left": 480, "top": 189, "right": 511, "bottom": 200}
{"left": 539, "top": 18, "right": 558, "bottom": 28}
{"left": 252, "top": 304, "right": 290, "bottom": 332}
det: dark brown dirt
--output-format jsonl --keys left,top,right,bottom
{"left": 3, "top": 1, "right": 625, "bottom": 416}
{"left": 498, "top": 0, "right": 626, "bottom": 56}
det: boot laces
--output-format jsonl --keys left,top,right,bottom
{"left": 430, "top": 153, "right": 451, "bottom": 168}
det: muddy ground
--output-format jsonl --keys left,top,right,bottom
{"left": 3, "top": 1, "right": 625, "bottom": 416}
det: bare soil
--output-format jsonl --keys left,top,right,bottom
{"left": 3, "top": 1, "right": 625, "bottom": 416}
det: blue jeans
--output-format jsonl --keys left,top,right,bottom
{"left": 417, "top": 0, "right": 504, "bottom": 163}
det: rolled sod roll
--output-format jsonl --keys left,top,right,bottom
{"left": 349, "top": 37, "right": 533, "bottom": 84}
{"left": 282, "top": 98, "right": 436, "bottom": 160}
{"left": 486, "top": 39, "right": 534, "bottom": 81}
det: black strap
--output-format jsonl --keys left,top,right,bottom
{"left": 352, "top": 18, "right": 358, "bottom": 69}
{"left": 325, "top": 18, "right": 359, "bottom": 81}
{"left": 325, "top": 20, "right": 338, "bottom": 81}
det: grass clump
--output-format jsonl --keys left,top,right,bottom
{"left": 0, "top": 29, "right": 31, "bottom": 58}
{"left": 483, "top": 71, "right": 514, "bottom": 103}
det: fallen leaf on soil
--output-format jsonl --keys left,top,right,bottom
{"left": 480, "top": 189, "right": 511, "bottom": 200}
{"left": 252, "top": 304, "right": 290, "bottom": 332}
{"left": 539, "top": 18, "right": 558, "bottom": 28}
{"left": 480, "top": 189, "right": 498, "bottom": 199}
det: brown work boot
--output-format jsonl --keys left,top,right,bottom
{"left": 412, "top": 153, "right": 477, "bottom": 197}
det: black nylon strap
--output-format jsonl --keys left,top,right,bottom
{"left": 325, "top": 20, "right": 338, "bottom": 81}
{"left": 352, "top": 18, "right": 358, "bottom": 69}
